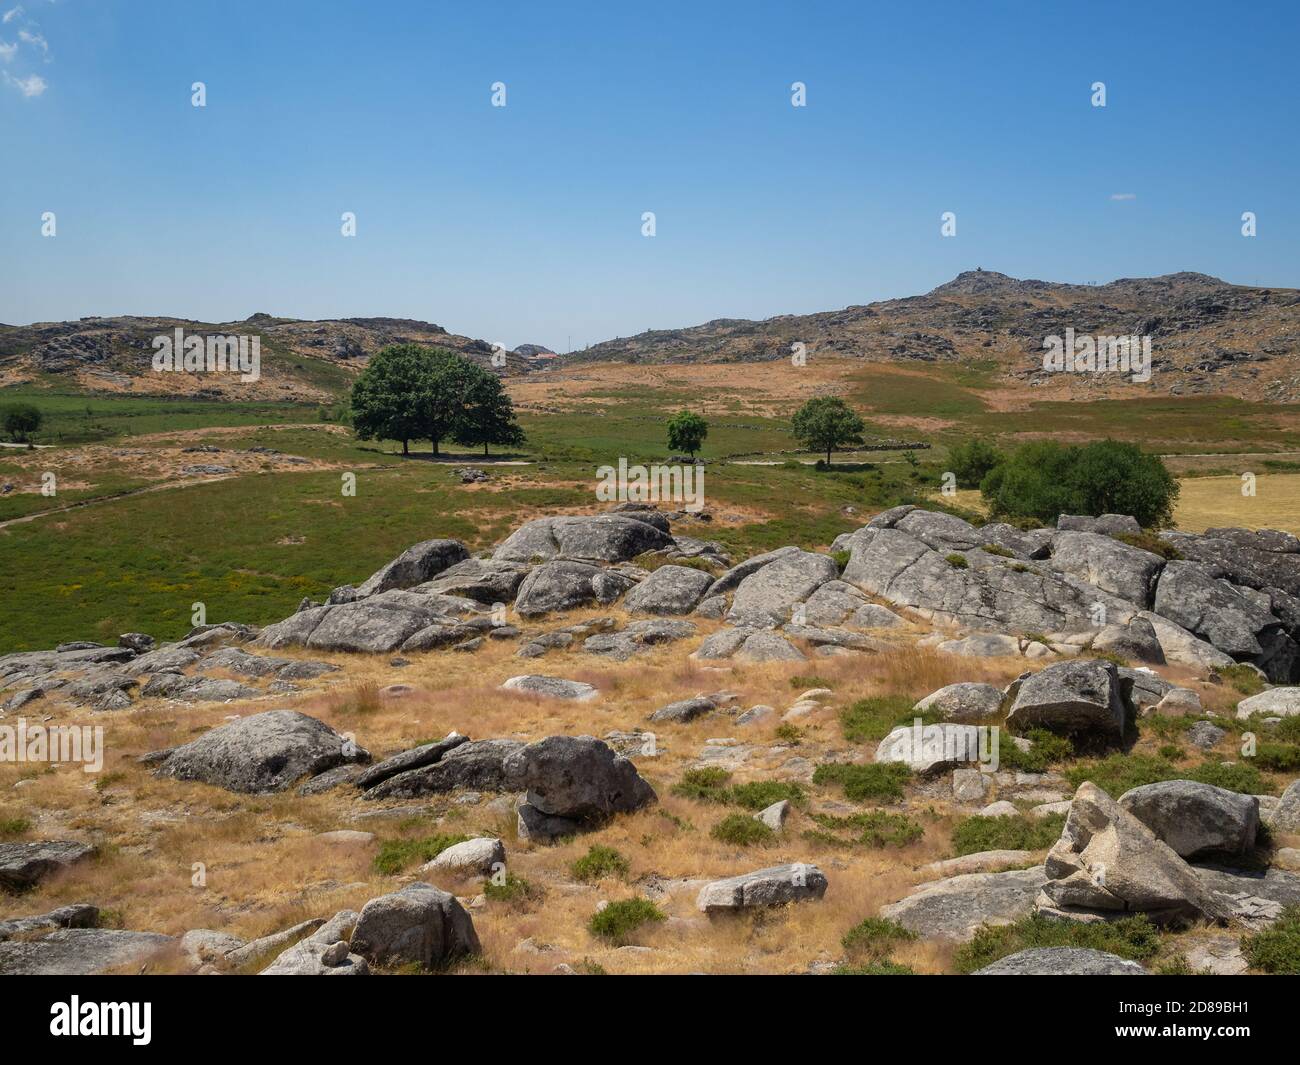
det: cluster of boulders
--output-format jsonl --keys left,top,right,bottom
{"left": 0, "top": 625, "right": 337, "bottom": 713}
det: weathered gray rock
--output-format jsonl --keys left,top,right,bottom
{"left": 503, "top": 735, "right": 657, "bottom": 821}
{"left": 258, "top": 590, "right": 457, "bottom": 653}
{"left": 915, "top": 682, "right": 1003, "bottom": 722}
{"left": 1155, "top": 561, "right": 1295, "bottom": 679}
{"left": 797, "top": 581, "right": 868, "bottom": 625}
{"left": 974, "top": 947, "right": 1146, "bottom": 975}
{"left": 1041, "top": 782, "right": 1233, "bottom": 923}
{"left": 648, "top": 694, "right": 722, "bottom": 723}
{"left": 1236, "top": 687, "right": 1300, "bottom": 720}
{"left": 259, "top": 910, "right": 368, "bottom": 975}
{"left": 413, "top": 557, "right": 529, "bottom": 604}
{"left": 152, "top": 710, "right": 368, "bottom": 794}
{"left": 729, "top": 550, "right": 838, "bottom": 622}
{"left": 754, "top": 800, "right": 790, "bottom": 831}
{"left": 1049, "top": 531, "right": 1164, "bottom": 609}
{"left": 1057, "top": 514, "right": 1141, "bottom": 536}
{"left": 1006, "top": 659, "right": 1128, "bottom": 739}
{"left": 0, "top": 903, "right": 98, "bottom": 942}
{"left": 0, "top": 841, "right": 95, "bottom": 893}
{"left": 1187, "top": 720, "right": 1227, "bottom": 749}
{"left": 363, "top": 739, "right": 522, "bottom": 800}
{"left": 696, "top": 863, "right": 827, "bottom": 913}
{"left": 424, "top": 837, "right": 506, "bottom": 875}
{"left": 514, "top": 560, "right": 635, "bottom": 617}
{"left": 880, "top": 867, "right": 1048, "bottom": 941}
{"left": 356, "top": 538, "right": 470, "bottom": 595}
{"left": 493, "top": 514, "right": 672, "bottom": 564}
{"left": 1118, "top": 780, "right": 1259, "bottom": 859}
{"left": 875, "top": 723, "right": 989, "bottom": 776}
{"left": 735, "top": 631, "right": 805, "bottom": 662}
{"left": 0, "top": 928, "right": 174, "bottom": 975}
{"left": 937, "top": 633, "right": 1022, "bottom": 658}
{"left": 515, "top": 799, "right": 581, "bottom": 842}
{"left": 920, "top": 851, "right": 1033, "bottom": 878}
{"left": 355, "top": 733, "right": 469, "bottom": 790}
{"left": 1091, "top": 617, "right": 1165, "bottom": 663}
{"left": 850, "top": 603, "right": 906, "bottom": 629}
{"left": 624, "top": 565, "right": 714, "bottom": 615}
{"left": 691, "top": 627, "right": 751, "bottom": 660}
{"left": 1270, "top": 779, "right": 1300, "bottom": 831}
{"left": 349, "top": 883, "right": 480, "bottom": 970}
{"left": 704, "top": 545, "right": 801, "bottom": 597}
{"left": 501, "top": 674, "right": 598, "bottom": 700}
{"left": 1138, "top": 611, "right": 1235, "bottom": 672}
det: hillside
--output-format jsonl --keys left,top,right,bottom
{"left": 562, "top": 270, "right": 1300, "bottom": 402}
{"left": 0, "top": 314, "right": 534, "bottom": 403}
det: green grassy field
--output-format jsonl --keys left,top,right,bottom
{"left": 3, "top": 359, "right": 1299, "bottom": 654}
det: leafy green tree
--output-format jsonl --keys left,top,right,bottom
{"left": 981, "top": 439, "right": 1178, "bottom": 527}
{"left": 666, "top": 410, "right": 709, "bottom": 458}
{"left": 1, "top": 403, "right": 43, "bottom": 443}
{"left": 791, "top": 397, "right": 865, "bottom": 466}
{"left": 948, "top": 439, "right": 1003, "bottom": 489}
{"left": 1067, "top": 439, "right": 1180, "bottom": 528}
{"left": 454, "top": 366, "right": 526, "bottom": 456}
{"left": 423, "top": 348, "right": 482, "bottom": 456}
{"left": 350, "top": 344, "right": 437, "bottom": 455}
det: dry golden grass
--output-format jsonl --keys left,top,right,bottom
{"left": 3, "top": 602, "right": 1291, "bottom": 975}
{"left": 1173, "top": 474, "right": 1300, "bottom": 535}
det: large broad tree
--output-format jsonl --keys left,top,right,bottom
{"left": 424, "top": 348, "right": 481, "bottom": 456}
{"left": 791, "top": 397, "right": 865, "bottom": 466}
{"left": 666, "top": 410, "right": 708, "bottom": 459}
{"left": 1, "top": 403, "right": 42, "bottom": 443}
{"left": 350, "top": 344, "right": 437, "bottom": 455}
{"left": 454, "top": 365, "right": 526, "bottom": 456}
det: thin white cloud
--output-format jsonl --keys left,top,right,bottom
{"left": 17, "top": 27, "right": 45, "bottom": 55}
{"left": 3, "top": 69, "right": 45, "bottom": 96}
{"left": 0, "top": 39, "right": 15, "bottom": 61}
{"left": 2, "top": 7, "right": 23, "bottom": 24}
{"left": 1110, "top": 192, "right": 1137, "bottom": 201}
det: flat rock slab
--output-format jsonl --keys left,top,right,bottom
{"left": 880, "top": 866, "right": 1048, "bottom": 941}
{"left": 501, "top": 675, "right": 598, "bottom": 701}
{"left": 973, "top": 947, "right": 1147, "bottom": 975}
{"left": 697, "top": 863, "right": 828, "bottom": 913}
{"left": 0, "top": 928, "right": 174, "bottom": 975}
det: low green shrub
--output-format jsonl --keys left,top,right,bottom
{"left": 813, "top": 761, "right": 912, "bottom": 802}
{"left": 571, "top": 845, "right": 631, "bottom": 882}
{"left": 710, "top": 813, "right": 776, "bottom": 846}
{"left": 372, "top": 834, "right": 469, "bottom": 875}
{"left": 950, "top": 812, "right": 1065, "bottom": 856}
{"left": 588, "top": 899, "right": 666, "bottom": 944}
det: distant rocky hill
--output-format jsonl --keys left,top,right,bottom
{"left": 562, "top": 270, "right": 1300, "bottom": 401}
{"left": 0, "top": 314, "right": 535, "bottom": 402}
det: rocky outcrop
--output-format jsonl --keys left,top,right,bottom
{"left": 914, "top": 682, "right": 1003, "bottom": 722}
{"left": 493, "top": 514, "right": 672, "bottom": 563}
{"left": 623, "top": 565, "right": 714, "bottom": 615}
{"left": 514, "top": 561, "right": 635, "bottom": 617}
{"left": 151, "top": 710, "right": 369, "bottom": 794}
{"left": 880, "top": 867, "right": 1048, "bottom": 940}
{"left": 503, "top": 735, "right": 656, "bottom": 823}
{"left": 0, "top": 841, "right": 95, "bottom": 893}
{"left": 974, "top": 947, "right": 1147, "bottom": 975}
{"left": 349, "top": 883, "right": 480, "bottom": 970}
{"left": 356, "top": 539, "right": 470, "bottom": 595}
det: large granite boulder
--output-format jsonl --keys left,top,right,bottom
{"left": 623, "top": 565, "right": 714, "bottom": 615}
{"left": 492, "top": 514, "right": 672, "bottom": 563}
{"left": 354, "top": 732, "right": 469, "bottom": 791}
{"left": 875, "top": 723, "right": 989, "bottom": 775}
{"left": 362, "top": 739, "right": 522, "bottom": 800}
{"left": 0, "top": 841, "right": 95, "bottom": 893}
{"left": 729, "top": 550, "right": 838, "bottom": 622}
{"left": 1118, "top": 780, "right": 1258, "bottom": 859}
{"left": 152, "top": 710, "right": 369, "bottom": 794}
{"left": 502, "top": 735, "right": 656, "bottom": 822}
{"left": 914, "top": 682, "right": 1003, "bottom": 722}
{"left": 1163, "top": 526, "right": 1300, "bottom": 598}
{"left": 879, "top": 867, "right": 1048, "bottom": 940}
{"left": 356, "top": 539, "right": 469, "bottom": 595}
{"left": 1040, "top": 782, "right": 1233, "bottom": 923}
{"left": 258, "top": 910, "right": 369, "bottom": 976}
{"left": 513, "top": 560, "right": 635, "bottom": 617}
{"left": 696, "top": 863, "right": 828, "bottom": 913}
{"left": 1236, "top": 687, "right": 1300, "bottom": 721}
{"left": 1006, "top": 659, "right": 1129, "bottom": 739}
{"left": 257, "top": 590, "right": 464, "bottom": 653}
{"left": 1047, "top": 527, "right": 1168, "bottom": 609}
{"left": 0, "top": 928, "right": 174, "bottom": 975}
{"left": 349, "top": 883, "right": 480, "bottom": 970}
{"left": 704, "top": 546, "right": 800, "bottom": 597}
{"left": 413, "top": 557, "right": 529, "bottom": 604}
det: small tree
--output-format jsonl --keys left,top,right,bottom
{"left": 1, "top": 403, "right": 42, "bottom": 443}
{"left": 666, "top": 410, "right": 708, "bottom": 459}
{"left": 791, "top": 397, "right": 865, "bottom": 466}
{"left": 454, "top": 366, "right": 526, "bottom": 456}
{"left": 948, "top": 439, "right": 1003, "bottom": 489}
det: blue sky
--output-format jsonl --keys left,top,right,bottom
{"left": 2, "top": 0, "right": 1298, "bottom": 349}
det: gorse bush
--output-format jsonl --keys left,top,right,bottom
{"left": 813, "top": 761, "right": 912, "bottom": 802}
{"left": 1242, "top": 906, "right": 1300, "bottom": 974}
{"left": 1065, "top": 754, "right": 1268, "bottom": 796}
{"left": 588, "top": 899, "right": 665, "bottom": 944}
{"left": 954, "top": 914, "right": 1160, "bottom": 973}
{"left": 372, "top": 834, "right": 469, "bottom": 875}
{"left": 805, "top": 809, "right": 924, "bottom": 848}
{"left": 1000, "top": 728, "right": 1073, "bottom": 773}
{"left": 980, "top": 439, "right": 1178, "bottom": 528}
{"left": 570, "top": 845, "right": 630, "bottom": 882}
{"left": 710, "top": 814, "right": 776, "bottom": 846}
{"left": 841, "top": 916, "right": 917, "bottom": 957}
{"left": 839, "top": 693, "right": 927, "bottom": 744}
{"left": 951, "top": 813, "right": 1065, "bottom": 856}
